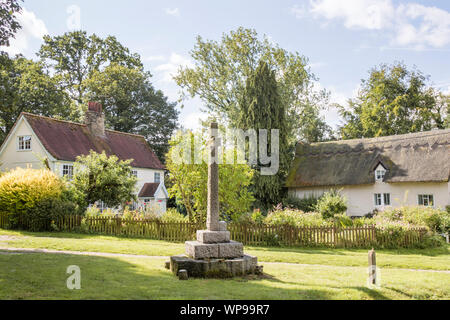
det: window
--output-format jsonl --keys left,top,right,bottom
{"left": 374, "top": 193, "right": 382, "bottom": 206}
{"left": 383, "top": 193, "right": 391, "bottom": 205}
{"left": 375, "top": 169, "right": 385, "bottom": 181}
{"left": 154, "top": 172, "right": 160, "bottom": 183}
{"left": 131, "top": 170, "right": 138, "bottom": 178}
{"left": 18, "top": 136, "right": 31, "bottom": 150}
{"left": 374, "top": 193, "right": 391, "bottom": 206}
{"left": 418, "top": 194, "right": 434, "bottom": 207}
{"left": 62, "top": 164, "right": 73, "bottom": 179}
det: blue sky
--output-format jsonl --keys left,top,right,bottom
{"left": 3, "top": 0, "right": 450, "bottom": 130}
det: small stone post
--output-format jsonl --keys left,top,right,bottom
{"left": 206, "top": 122, "right": 220, "bottom": 232}
{"left": 368, "top": 248, "right": 376, "bottom": 285}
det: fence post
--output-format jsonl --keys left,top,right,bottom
{"left": 368, "top": 248, "right": 376, "bottom": 285}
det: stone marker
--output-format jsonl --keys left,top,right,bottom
{"left": 368, "top": 248, "right": 376, "bottom": 285}
{"left": 178, "top": 269, "right": 188, "bottom": 280}
{"left": 169, "top": 122, "right": 260, "bottom": 278}
{"left": 165, "top": 261, "right": 170, "bottom": 269}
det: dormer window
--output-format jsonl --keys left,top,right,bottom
{"left": 18, "top": 136, "right": 31, "bottom": 150}
{"left": 374, "top": 164, "right": 386, "bottom": 182}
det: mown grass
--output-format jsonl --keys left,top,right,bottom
{"left": 1, "top": 229, "right": 449, "bottom": 271}
{"left": 0, "top": 252, "right": 449, "bottom": 300}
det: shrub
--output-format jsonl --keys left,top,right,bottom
{"left": 281, "top": 195, "right": 318, "bottom": 212}
{"left": 315, "top": 189, "right": 347, "bottom": 219}
{"left": 0, "top": 168, "right": 77, "bottom": 230}
{"left": 376, "top": 206, "right": 449, "bottom": 234}
{"left": 264, "top": 207, "right": 326, "bottom": 227}
{"left": 161, "top": 208, "right": 188, "bottom": 222}
{"left": 232, "top": 209, "right": 265, "bottom": 224}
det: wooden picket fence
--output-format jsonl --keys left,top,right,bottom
{"left": 0, "top": 213, "right": 429, "bottom": 248}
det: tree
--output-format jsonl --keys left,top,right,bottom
{"left": 237, "top": 60, "right": 291, "bottom": 209}
{"left": 165, "top": 130, "right": 254, "bottom": 222}
{"left": 0, "top": 54, "right": 70, "bottom": 143}
{"left": 72, "top": 151, "right": 138, "bottom": 209}
{"left": 0, "top": 0, "right": 22, "bottom": 47}
{"left": 37, "top": 31, "right": 143, "bottom": 106}
{"left": 174, "top": 27, "right": 329, "bottom": 144}
{"left": 84, "top": 63, "right": 178, "bottom": 159}
{"left": 339, "top": 62, "right": 447, "bottom": 139}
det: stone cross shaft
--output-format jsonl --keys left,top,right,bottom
{"left": 207, "top": 122, "right": 220, "bottom": 231}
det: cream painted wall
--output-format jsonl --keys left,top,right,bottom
{"left": 0, "top": 117, "right": 51, "bottom": 171}
{"left": 289, "top": 181, "right": 450, "bottom": 216}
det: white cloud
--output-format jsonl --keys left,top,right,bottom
{"left": 297, "top": 0, "right": 450, "bottom": 49}
{"left": 165, "top": 8, "right": 180, "bottom": 17}
{"left": 154, "top": 53, "right": 193, "bottom": 83}
{"left": 0, "top": 7, "right": 48, "bottom": 55}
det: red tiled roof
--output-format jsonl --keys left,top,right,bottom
{"left": 22, "top": 113, "right": 164, "bottom": 170}
{"left": 138, "top": 183, "right": 160, "bottom": 197}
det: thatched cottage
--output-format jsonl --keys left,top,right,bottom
{"left": 286, "top": 129, "right": 450, "bottom": 216}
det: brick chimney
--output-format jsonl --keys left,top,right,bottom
{"left": 85, "top": 102, "right": 105, "bottom": 137}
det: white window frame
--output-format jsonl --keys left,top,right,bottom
{"left": 374, "top": 193, "right": 391, "bottom": 206}
{"left": 374, "top": 193, "right": 382, "bottom": 206}
{"left": 375, "top": 169, "right": 386, "bottom": 181}
{"left": 62, "top": 164, "right": 74, "bottom": 179}
{"left": 131, "top": 170, "right": 138, "bottom": 178}
{"left": 418, "top": 194, "right": 434, "bottom": 207}
{"left": 17, "top": 135, "right": 32, "bottom": 151}
{"left": 154, "top": 172, "right": 161, "bottom": 183}
{"left": 383, "top": 193, "right": 391, "bottom": 206}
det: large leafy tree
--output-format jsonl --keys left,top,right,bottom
{"left": 174, "top": 27, "right": 329, "bottom": 144}
{"left": 84, "top": 63, "right": 178, "bottom": 159}
{"left": 339, "top": 62, "right": 447, "bottom": 139}
{"left": 0, "top": 54, "right": 70, "bottom": 143}
{"left": 166, "top": 130, "right": 254, "bottom": 223}
{"left": 37, "top": 31, "right": 143, "bottom": 106}
{"left": 38, "top": 31, "right": 178, "bottom": 159}
{"left": 0, "top": 0, "right": 22, "bottom": 47}
{"left": 72, "top": 151, "right": 138, "bottom": 209}
{"left": 237, "top": 61, "right": 291, "bottom": 209}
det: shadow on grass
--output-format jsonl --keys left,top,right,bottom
{"left": 247, "top": 244, "right": 450, "bottom": 257}
{"left": 0, "top": 251, "right": 379, "bottom": 300}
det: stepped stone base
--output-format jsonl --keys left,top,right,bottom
{"left": 196, "top": 230, "right": 230, "bottom": 243}
{"left": 185, "top": 240, "right": 243, "bottom": 259}
{"left": 170, "top": 254, "right": 258, "bottom": 278}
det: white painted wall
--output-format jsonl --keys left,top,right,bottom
{"left": 0, "top": 117, "right": 51, "bottom": 171}
{"left": 289, "top": 181, "right": 450, "bottom": 216}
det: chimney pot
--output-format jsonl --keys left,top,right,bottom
{"left": 85, "top": 102, "right": 105, "bottom": 137}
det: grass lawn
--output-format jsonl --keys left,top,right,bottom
{"left": 0, "top": 229, "right": 449, "bottom": 300}
{"left": 1, "top": 229, "right": 449, "bottom": 271}
{"left": 0, "top": 252, "right": 449, "bottom": 300}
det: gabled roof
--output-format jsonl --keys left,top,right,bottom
{"left": 138, "top": 182, "right": 168, "bottom": 198}
{"left": 286, "top": 129, "right": 450, "bottom": 188}
{"left": 20, "top": 113, "right": 164, "bottom": 170}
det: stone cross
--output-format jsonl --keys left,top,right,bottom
{"left": 207, "top": 122, "right": 220, "bottom": 231}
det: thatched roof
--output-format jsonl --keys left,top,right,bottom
{"left": 286, "top": 129, "right": 450, "bottom": 188}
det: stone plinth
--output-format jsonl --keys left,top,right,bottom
{"left": 170, "top": 254, "right": 258, "bottom": 278}
{"left": 185, "top": 240, "right": 244, "bottom": 259}
{"left": 197, "top": 230, "right": 230, "bottom": 243}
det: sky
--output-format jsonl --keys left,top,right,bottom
{"left": 2, "top": 0, "right": 450, "bottom": 130}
